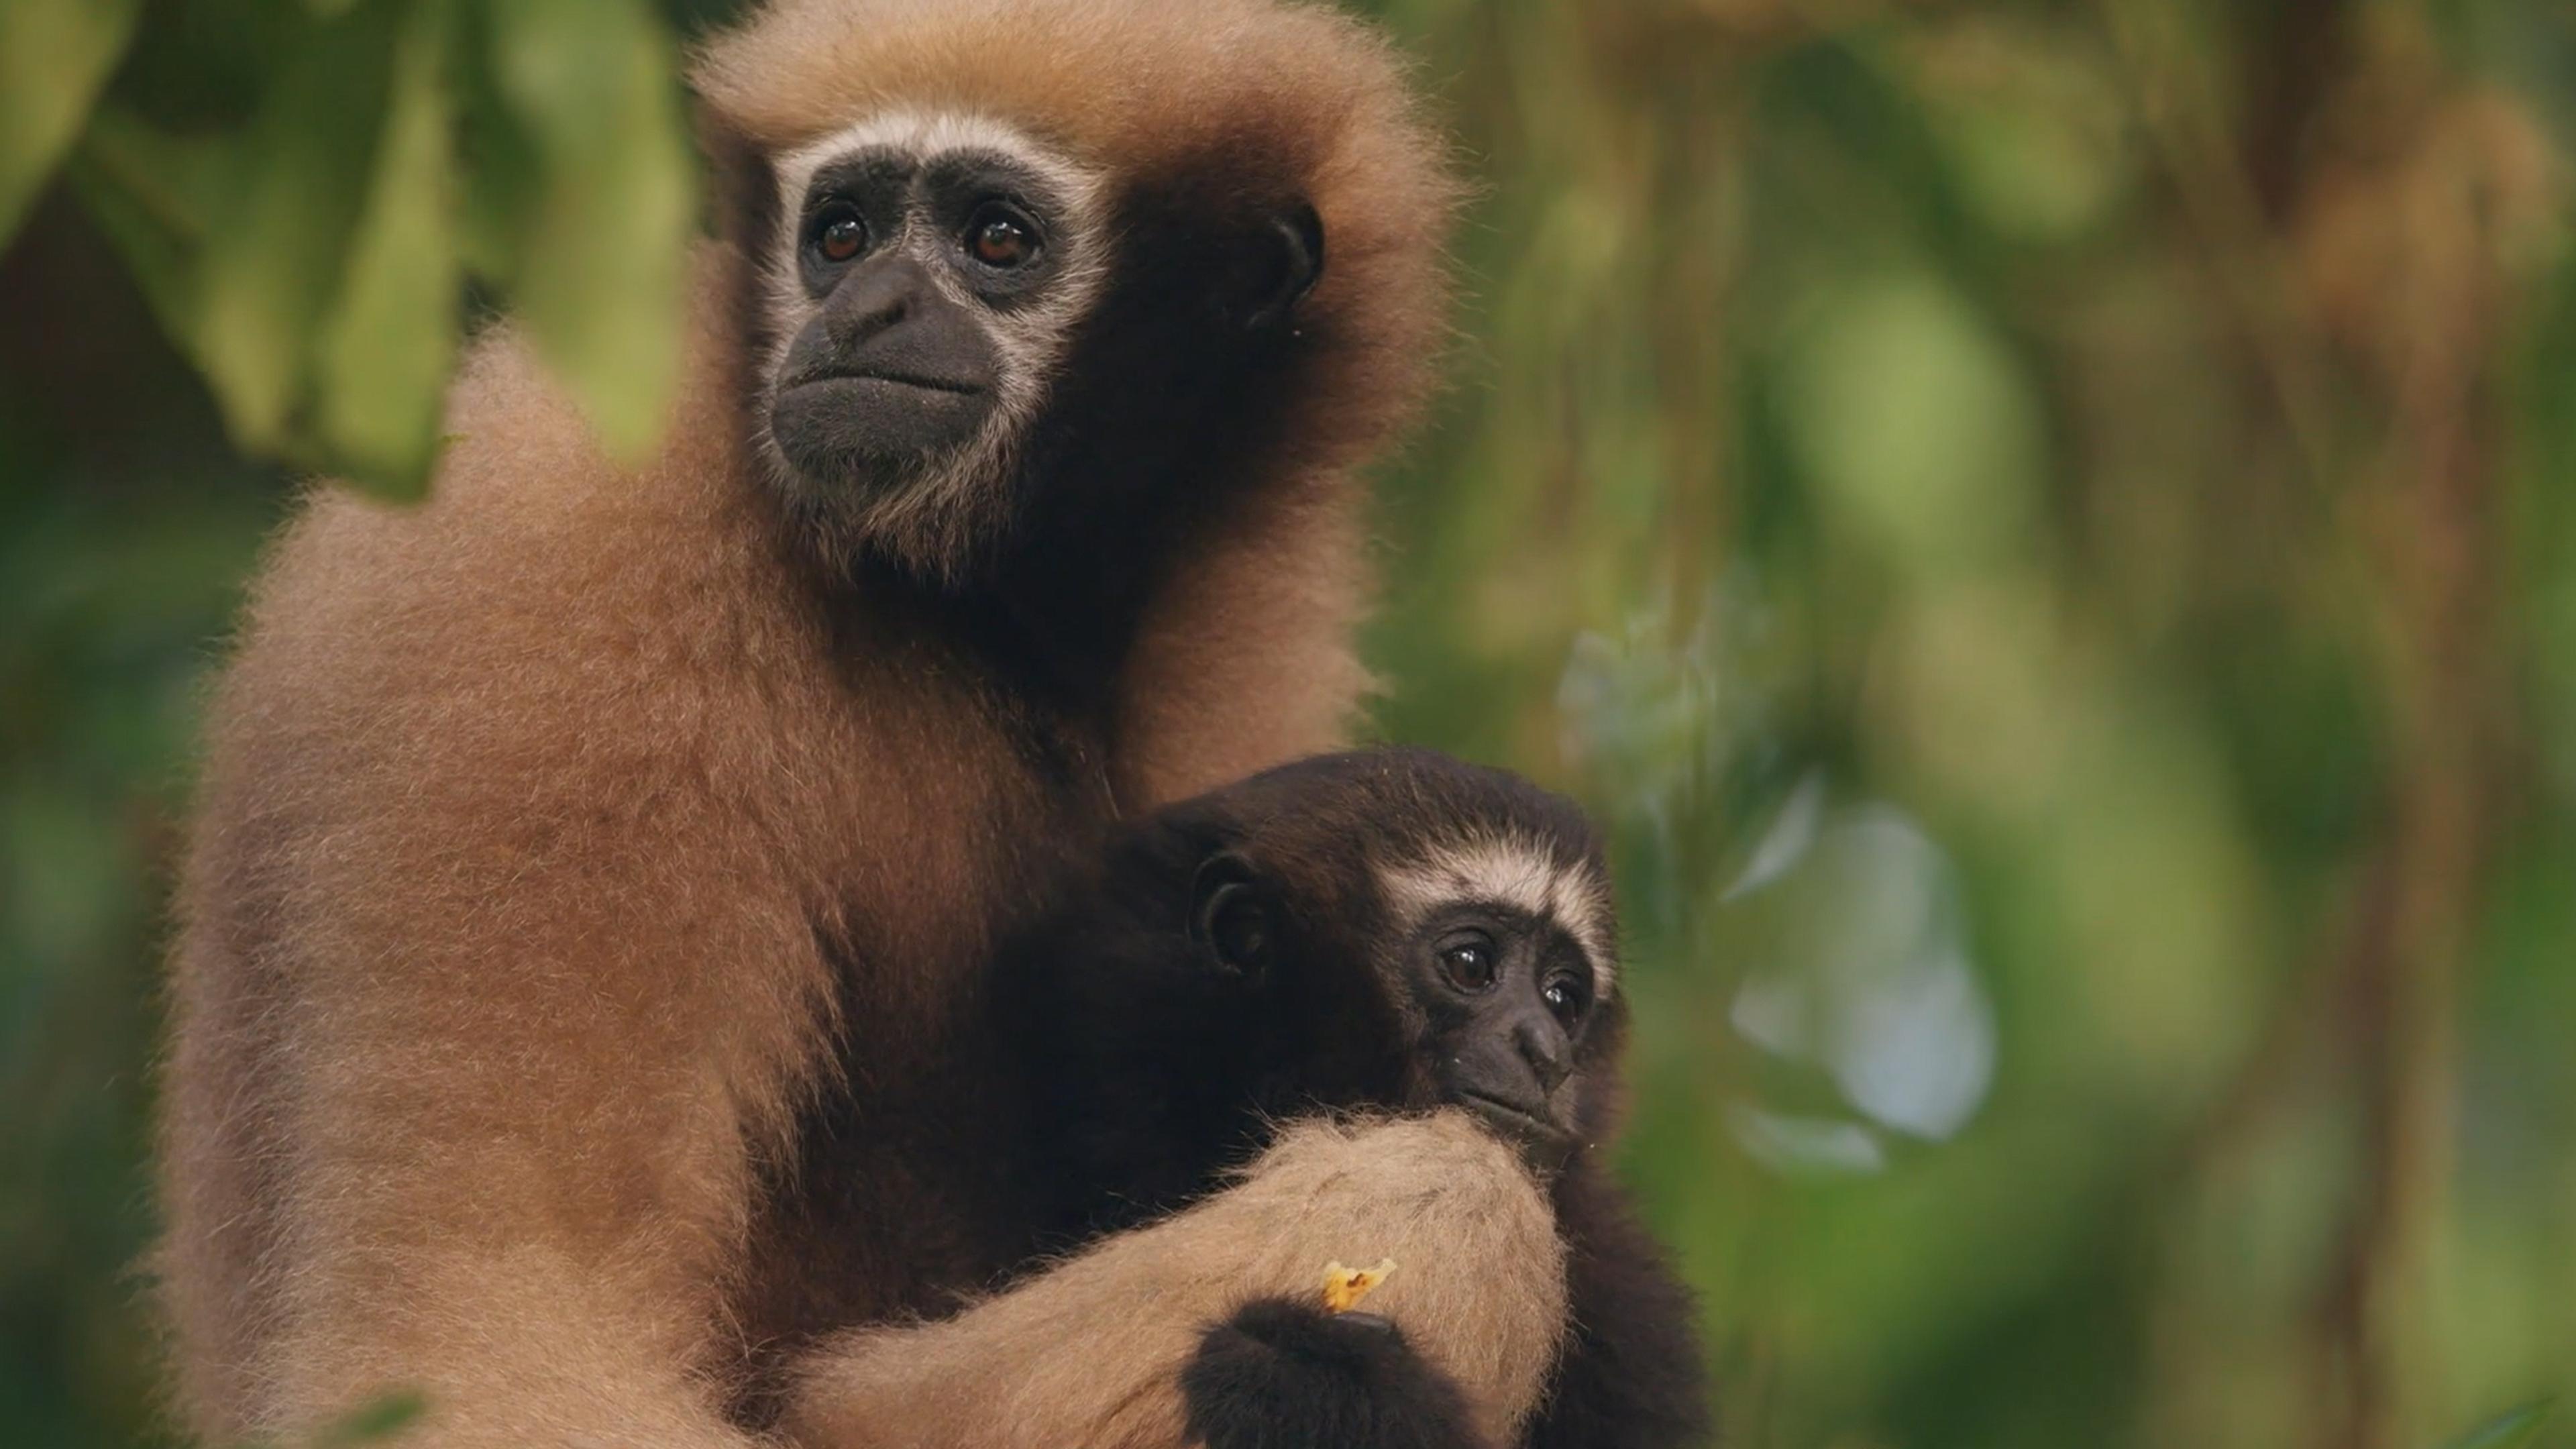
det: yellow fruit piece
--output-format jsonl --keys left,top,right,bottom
{"left": 1320, "top": 1258, "right": 1397, "bottom": 1313}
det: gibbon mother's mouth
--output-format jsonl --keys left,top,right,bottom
{"left": 788, "top": 370, "right": 987, "bottom": 397}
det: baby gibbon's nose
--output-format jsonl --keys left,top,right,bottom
{"left": 1515, "top": 1014, "right": 1572, "bottom": 1095}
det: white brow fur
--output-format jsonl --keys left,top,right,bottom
{"left": 760, "top": 110, "right": 1113, "bottom": 576}
{"left": 1379, "top": 837, "right": 1617, "bottom": 996}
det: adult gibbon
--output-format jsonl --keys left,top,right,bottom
{"left": 787, "top": 749, "right": 1709, "bottom": 1449}
{"left": 155, "top": 3, "right": 1570, "bottom": 1447}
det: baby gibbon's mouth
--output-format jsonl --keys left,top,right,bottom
{"left": 1456, "top": 1089, "right": 1576, "bottom": 1163}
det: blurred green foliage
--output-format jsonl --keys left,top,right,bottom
{"left": 3, "top": 1, "right": 2573, "bottom": 1448}
{"left": 2442, "top": 1403, "right": 2555, "bottom": 1449}
{"left": 2, "top": 0, "right": 696, "bottom": 497}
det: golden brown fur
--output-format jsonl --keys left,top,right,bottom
{"left": 153, "top": 3, "right": 1543, "bottom": 1447}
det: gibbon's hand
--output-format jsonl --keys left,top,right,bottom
{"left": 784, "top": 1112, "right": 1568, "bottom": 1449}
{"left": 1182, "top": 1297, "right": 1493, "bottom": 1449}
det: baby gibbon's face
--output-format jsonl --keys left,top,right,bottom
{"left": 1185, "top": 784, "right": 1619, "bottom": 1171}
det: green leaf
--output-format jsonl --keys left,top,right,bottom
{"left": 2438, "top": 1402, "right": 2555, "bottom": 1449}
{"left": 483, "top": 0, "right": 696, "bottom": 460}
{"left": 66, "top": 106, "right": 233, "bottom": 337}
{"left": 192, "top": 4, "right": 400, "bottom": 452}
{"left": 450, "top": 4, "right": 542, "bottom": 286}
{"left": 317, "top": 0, "right": 463, "bottom": 499}
{"left": 0, "top": 0, "right": 141, "bottom": 242}
{"left": 305, "top": 1388, "right": 427, "bottom": 1447}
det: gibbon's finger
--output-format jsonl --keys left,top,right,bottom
{"left": 784, "top": 1111, "right": 1568, "bottom": 1449}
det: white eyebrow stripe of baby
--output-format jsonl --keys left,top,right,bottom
{"left": 1379, "top": 838, "right": 1617, "bottom": 998}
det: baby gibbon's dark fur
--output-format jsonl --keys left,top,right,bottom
{"left": 962, "top": 750, "right": 1711, "bottom": 1448}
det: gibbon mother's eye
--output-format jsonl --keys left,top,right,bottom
{"left": 810, "top": 206, "right": 867, "bottom": 264}
{"left": 967, "top": 205, "right": 1038, "bottom": 268}
{"left": 1438, "top": 937, "right": 1497, "bottom": 991}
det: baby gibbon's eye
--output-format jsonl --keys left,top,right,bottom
{"left": 1438, "top": 936, "right": 1497, "bottom": 991}
{"left": 1541, "top": 973, "right": 1589, "bottom": 1027}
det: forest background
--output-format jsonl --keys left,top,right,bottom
{"left": 3, "top": 1, "right": 2573, "bottom": 1447}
